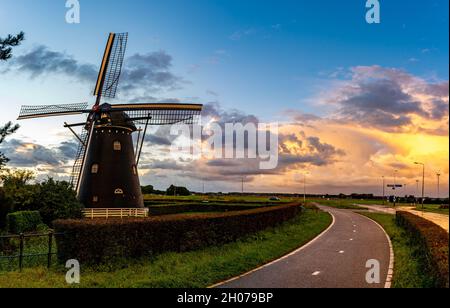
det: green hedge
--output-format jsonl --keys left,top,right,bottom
{"left": 7, "top": 211, "right": 43, "bottom": 234}
{"left": 54, "top": 204, "right": 302, "bottom": 264}
{"left": 396, "top": 211, "right": 449, "bottom": 288}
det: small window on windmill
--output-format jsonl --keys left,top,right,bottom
{"left": 113, "top": 141, "right": 122, "bottom": 151}
{"left": 91, "top": 164, "right": 99, "bottom": 174}
{"left": 115, "top": 188, "right": 124, "bottom": 195}
{"left": 93, "top": 196, "right": 99, "bottom": 203}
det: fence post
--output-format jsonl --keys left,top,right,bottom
{"left": 47, "top": 232, "right": 53, "bottom": 269}
{"left": 19, "top": 233, "right": 24, "bottom": 272}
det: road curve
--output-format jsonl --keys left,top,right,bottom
{"left": 215, "top": 206, "right": 392, "bottom": 288}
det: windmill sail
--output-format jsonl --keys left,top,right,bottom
{"left": 17, "top": 103, "right": 89, "bottom": 120}
{"left": 110, "top": 103, "right": 203, "bottom": 125}
{"left": 94, "top": 33, "right": 128, "bottom": 100}
{"left": 70, "top": 126, "right": 90, "bottom": 190}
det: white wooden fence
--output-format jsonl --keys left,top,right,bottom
{"left": 83, "top": 208, "right": 149, "bottom": 219}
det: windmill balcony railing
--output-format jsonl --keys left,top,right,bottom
{"left": 83, "top": 208, "right": 149, "bottom": 219}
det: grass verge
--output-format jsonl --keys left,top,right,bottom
{"left": 360, "top": 212, "right": 437, "bottom": 288}
{"left": 413, "top": 205, "right": 449, "bottom": 216}
{"left": 0, "top": 209, "right": 331, "bottom": 288}
{"left": 309, "top": 199, "right": 369, "bottom": 210}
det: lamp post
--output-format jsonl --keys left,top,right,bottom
{"left": 382, "top": 176, "right": 385, "bottom": 205}
{"left": 437, "top": 172, "right": 441, "bottom": 200}
{"left": 404, "top": 183, "right": 407, "bottom": 205}
{"left": 303, "top": 172, "right": 310, "bottom": 206}
{"left": 415, "top": 180, "right": 420, "bottom": 206}
{"left": 393, "top": 170, "right": 398, "bottom": 207}
{"left": 414, "top": 162, "right": 425, "bottom": 209}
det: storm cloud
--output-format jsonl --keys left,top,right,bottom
{"left": 327, "top": 66, "right": 449, "bottom": 132}
{"left": 1, "top": 139, "right": 78, "bottom": 167}
{"left": 6, "top": 46, "right": 183, "bottom": 95}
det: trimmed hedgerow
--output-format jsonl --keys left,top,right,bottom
{"left": 396, "top": 211, "right": 449, "bottom": 288}
{"left": 7, "top": 211, "right": 43, "bottom": 234}
{"left": 54, "top": 204, "right": 302, "bottom": 264}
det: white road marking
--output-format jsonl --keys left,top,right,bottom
{"left": 339, "top": 251, "right": 345, "bottom": 254}
{"left": 349, "top": 238, "right": 354, "bottom": 241}
{"left": 312, "top": 271, "right": 321, "bottom": 276}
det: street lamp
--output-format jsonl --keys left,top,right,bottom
{"left": 303, "top": 172, "right": 310, "bottom": 206}
{"left": 414, "top": 162, "right": 425, "bottom": 209}
{"left": 415, "top": 180, "right": 420, "bottom": 206}
{"left": 437, "top": 172, "right": 441, "bottom": 200}
{"left": 382, "top": 176, "right": 385, "bottom": 205}
{"left": 393, "top": 170, "right": 398, "bottom": 207}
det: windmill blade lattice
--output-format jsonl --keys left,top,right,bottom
{"left": 70, "top": 126, "right": 90, "bottom": 190}
{"left": 18, "top": 103, "right": 90, "bottom": 120}
{"left": 110, "top": 103, "right": 203, "bottom": 125}
{"left": 100, "top": 33, "right": 128, "bottom": 99}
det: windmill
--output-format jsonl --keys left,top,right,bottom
{"left": 17, "top": 33, "right": 202, "bottom": 209}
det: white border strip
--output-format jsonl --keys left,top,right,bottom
{"left": 357, "top": 213, "right": 395, "bottom": 289}
{"left": 209, "top": 211, "right": 336, "bottom": 288}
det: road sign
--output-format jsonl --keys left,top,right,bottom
{"left": 387, "top": 184, "right": 403, "bottom": 188}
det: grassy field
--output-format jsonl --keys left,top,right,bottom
{"left": 411, "top": 205, "right": 449, "bottom": 215}
{"left": 308, "top": 198, "right": 370, "bottom": 210}
{"left": 0, "top": 209, "right": 331, "bottom": 288}
{"left": 144, "top": 194, "right": 296, "bottom": 204}
{"left": 360, "top": 212, "right": 436, "bottom": 288}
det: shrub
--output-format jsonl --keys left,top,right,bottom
{"left": 396, "top": 211, "right": 449, "bottom": 288}
{"left": 54, "top": 203, "right": 302, "bottom": 264}
{"left": 7, "top": 211, "right": 43, "bottom": 234}
{"left": 34, "top": 178, "right": 84, "bottom": 225}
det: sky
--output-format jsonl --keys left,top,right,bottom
{"left": 0, "top": 0, "right": 448, "bottom": 196}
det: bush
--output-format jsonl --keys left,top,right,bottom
{"left": 7, "top": 211, "right": 43, "bottom": 234}
{"left": 396, "top": 211, "right": 449, "bottom": 288}
{"left": 54, "top": 204, "right": 302, "bottom": 264}
{"left": 34, "top": 178, "right": 84, "bottom": 225}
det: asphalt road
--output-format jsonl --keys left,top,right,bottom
{"left": 216, "top": 206, "right": 392, "bottom": 288}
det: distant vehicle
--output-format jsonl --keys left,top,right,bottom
{"left": 269, "top": 197, "right": 281, "bottom": 201}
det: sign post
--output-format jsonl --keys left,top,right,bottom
{"left": 387, "top": 184, "right": 403, "bottom": 207}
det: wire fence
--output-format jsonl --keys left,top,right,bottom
{"left": 0, "top": 232, "right": 64, "bottom": 272}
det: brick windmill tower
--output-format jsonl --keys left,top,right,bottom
{"left": 17, "top": 33, "right": 202, "bottom": 210}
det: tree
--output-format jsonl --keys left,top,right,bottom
{"left": 0, "top": 169, "right": 36, "bottom": 212}
{"left": 166, "top": 185, "right": 191, "bottom": 196}
{"left": 0, "top": 169, "right": 36, "bottom": 229}
{"left": 141, "top": 185, "right": 154, "bottom": 195}
{"left": 0, "top": 32, "right": 24, "bottom": 61}
{"left": 0, "top": 122, "right": 20, "bottom": 169}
